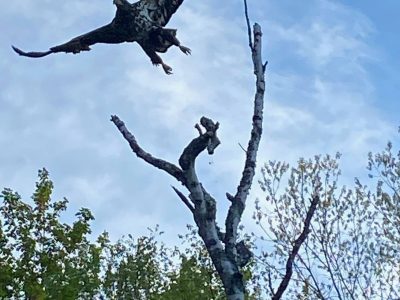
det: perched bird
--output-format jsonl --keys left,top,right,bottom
{"left": 12, "top": 0, "right": 191, "bottom": 74}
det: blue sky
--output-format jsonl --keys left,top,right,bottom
{"left": 1, "top": 0, "right": 399, "bottom": 242}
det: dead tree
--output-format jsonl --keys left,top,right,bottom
{"left": 111, "top": 4, "right": 266, "bottom": 300}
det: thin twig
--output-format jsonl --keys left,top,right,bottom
{"left": 243, "top": 0, "right": 253, "bottom": 48}
{"left": 238, "top": 142, "right": 247, "bottom": 153}
{"left": 171, "top": 186, "right": 195, "bottom": 213}
{"left": 268, "top": 270, "right": 275, "bottom": 295}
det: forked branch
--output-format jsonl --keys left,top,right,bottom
{"left": 111, "top": 1, "right": 266, "bottom": 299}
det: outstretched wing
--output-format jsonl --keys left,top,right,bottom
{"left": 138, "top": 0, "right": 184, "bottom": 27}
{"left": 12, "top": 23, "right": 126, "bottom": 58}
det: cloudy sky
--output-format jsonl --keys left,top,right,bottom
{"left": 1, "top": 0, "right": 399, "bottom": 243}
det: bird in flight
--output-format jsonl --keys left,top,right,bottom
{"left": 12, "top": 0, "right": 191, "bottom": 74}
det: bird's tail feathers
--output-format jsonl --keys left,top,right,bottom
{"left": 11, "top": 46, "right": 53, "bottom": 58}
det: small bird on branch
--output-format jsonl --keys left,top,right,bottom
{"left": 12, "top": 0, "right": 191, "bottom": 74}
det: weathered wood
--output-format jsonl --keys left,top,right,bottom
{"left": 112, "top": 1, "right": 266, "bottom": 299}
{"left": 112, "top": 19, "right": 266, "bottom": 299}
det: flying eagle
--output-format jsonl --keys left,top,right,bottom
{"left": 12, "top": 0, "right": 190, "bottom": 74}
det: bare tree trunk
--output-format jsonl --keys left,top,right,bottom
{"left": 111, "top": 4, "right": 266, "bottom": 300}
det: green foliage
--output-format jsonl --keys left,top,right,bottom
{"left": 160, "top": 225, "right": 225, "bottom": 300}
{"left": 0, "top": 168, "right": 102, "bottom": 299}
{"left": 0, "top": 170, "right": 258, "bottom": 299}
{"left": 101, "top": 227, "right": 168, "bottom": 299}
{"left": 161, "top": 256, "right": 223, "bottom": 300}
{"left": 158, "top": 225, "right": 259, "bottom": 300}
{"left": 101, "top": 225, "right": 258, "bottom": 299}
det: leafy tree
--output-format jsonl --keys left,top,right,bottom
{"left": 1, "top": 170, "right": 259, "bottom": 299}
{"left": 101, "top": 224, "right": 259, "bottom": 300}
{"left": 252, "top": 138, "right": 400, "bottom": 299}
{"left": 164, "top": 225, "right": 259, "bottom": 300}
{"left": 0, "top": 168, "right": 104, "bottom": 299}
{"left": 160, "top": 225, "right": 226, "bottom": 300}
{"left": 101, "top": 227, "right": 169, "bottom": 299}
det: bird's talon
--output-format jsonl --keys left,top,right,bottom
{"left": 162, "top": 63, "right": 173, "bottom": 75}
{"left": 179, "top": 46, "right": 191, "bottom": 55}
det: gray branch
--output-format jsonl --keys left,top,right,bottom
{"left": 225, "top": 21, "right": 266, "bottom": 265}
{"left": 171, "top": 186, "right": 195, "bottom": 213}
{"left": 111, "top": 115, "right": 185, "bottom": 183}
{"left": 272, "top": 195, "right": 320, "bottom": 300}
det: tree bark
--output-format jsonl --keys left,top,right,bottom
{"left": 112, "top": 12, "right": 266, "bottom": 300}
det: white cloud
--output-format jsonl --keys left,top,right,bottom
{"left": 1, "top": 0, "right": 398, "bottom": 243}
